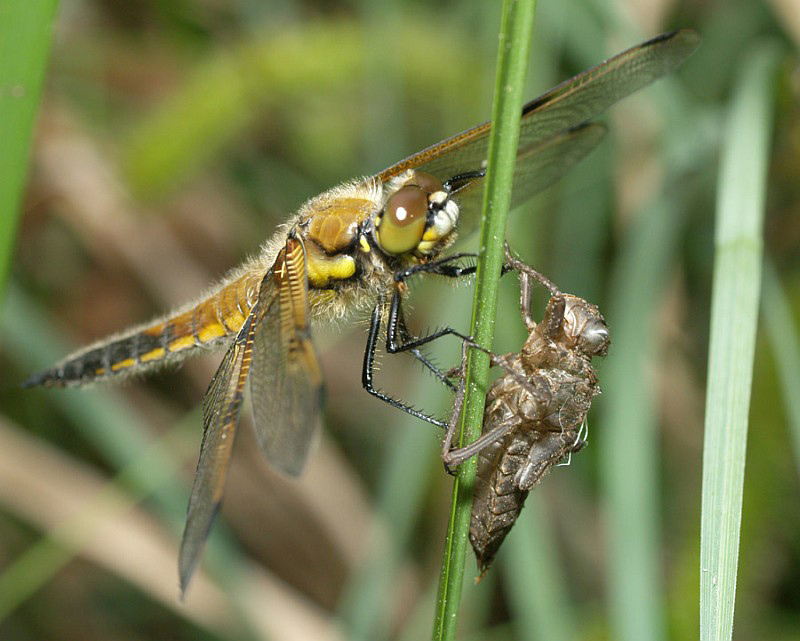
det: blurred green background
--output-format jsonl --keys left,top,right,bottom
{"left": 1, "top": 0, "right": 799, "bottom": 640}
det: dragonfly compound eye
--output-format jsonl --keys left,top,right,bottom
{"left": 376, "top": 185, "right": 429, "bottom": 255}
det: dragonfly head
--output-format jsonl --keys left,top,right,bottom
{"left": 374, "top": 170, "right": 459, "bottom": 258}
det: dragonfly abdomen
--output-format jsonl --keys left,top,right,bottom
{"left": 23, "top": 272, "right": 262, "bottom": 387}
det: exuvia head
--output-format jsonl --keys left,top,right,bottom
{"left": 373, "top": 170, "right": 460, "bottom": 257}
{"left": 559, "top": 295, "right": 610, "bottom": 357}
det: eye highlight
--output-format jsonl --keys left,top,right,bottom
{"left": 377, "top": 185, "right": 429, "bottom": 255}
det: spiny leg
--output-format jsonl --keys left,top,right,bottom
{"left": 361, "top": 296, "right": 447, "bottom": 428}
{"left": 361, "top": 252, "right": 484, "bottom": 426}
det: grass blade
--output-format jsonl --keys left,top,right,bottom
{"left": 432, "top": 0, "right": 537, "bottom": 639}
{"left": 699, "top": 42, "right": 780, "bottom": 641}
{"left": 0, "top": 0, "right": 58, "bottom": 301}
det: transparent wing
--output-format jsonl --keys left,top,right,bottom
{"left": 378, "top": 30, "right": 698, "bottom": 182}
{"left": 443, "top": 122, "right": 606, "bottom": 238}
{"left": 375, "top": 29, "right": 699, "bottom": 231}
{"left": 178, "top": 306, "right": 261, "bottom": 594}
{"left": 249, "top": 236, "right": 324, "bottom": 477}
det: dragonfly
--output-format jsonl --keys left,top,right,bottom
{"left": 24, "top": 29, "right": 699, "bottom": 593}
{"left": 441, "top": 249, "right": 610, "bottom": 574}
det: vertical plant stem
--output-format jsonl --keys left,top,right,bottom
{"left": 699, "top": 42, "right": 779, "bottom": 641}
{"left": 432, "top": 0, "right": 537, "bottom": 639}
{"left": 0, "top": 0, "right": 59, "bottom": 302}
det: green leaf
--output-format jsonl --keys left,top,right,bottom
{"left": 0, "top": 0, "right": 58, "bottom": 304}
{"left": 699, "top": 41, "right": 780, "bottom": 641}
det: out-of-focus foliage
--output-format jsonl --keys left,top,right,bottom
{"left": 1, "top": 0, "right": 798, "bottom": 640}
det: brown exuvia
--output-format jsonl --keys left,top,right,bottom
{"left": 443, "top": 251, "right": 610, "bottom": 574}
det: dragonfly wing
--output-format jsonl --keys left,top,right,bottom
{"left": 514, "top": 29, "right": 699, "bottom": 148}
{"left": 378, "top": 29, "right": 698, "bottom": 185}
{"left": 178, "top": 308, "right": 260, "bottom": 594}
{"left": 444, "top": 122, "right": 606, "bottom": 238}
{"left": 250, "top": 236, "right": 324, "bottom": 477}
{"left": 375, "top": 30, "right": 699, "bottom": 237}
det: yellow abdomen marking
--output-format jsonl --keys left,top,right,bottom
{"left": 140, "top": 348, "right": 166, "bottom": 363}
{"left": 168, "top": 335, "right": 196, "bottom": 352}
{"left": 110, "top": 358, "right": 137, "bottom": 372}
{"left": 44, "top": 271, "right": 264, "bottom": 383}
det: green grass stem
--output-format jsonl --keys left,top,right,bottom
{"left": 432, "top": 1, "right": 537, "bottom": 639}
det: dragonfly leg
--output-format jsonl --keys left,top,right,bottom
{"left": 361, "top": 251, "right": 514, "bottom": 428}
{"left": 443, "top": 414, "right": 520, "bottom": 468}
{"left": 503, "top": 244, "right": 562, "bottom": 330}
{"left": 390, "top": 250, "right": 531, "bottom": 358}
{"left": 439, "top": 340, "right": 530, "bottom": 473}
{"left": 380, "top": 252, "right": 485, "bottom": 391}
{"left": 361, "top": 255, "right": 481, "bottom": 429}
{"left": 362, "top": 298, "right": 447, "bottom": 429}
{"left": 439, "top": 340, "right": 502, "bottom": 473}
{"left": 393, "top": 252, "right": 478, "bottom": 282}
{"left": 385, "top": 288, "right": 472, "bottom": 355}
{"left": 440, "top": 340, "right": 469, "bottom": 473}
{"left": 389, "top": 300, "right": 459, "bottom": 391}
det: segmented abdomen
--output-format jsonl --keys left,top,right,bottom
{"left": 469, "top": 367, "right": 591, "bottom": 573}
{"left": 24, "top": 271, "right": 263, "bottom": 387}
{"left": 469, "top": 429, "right": 533, "bottom": 573}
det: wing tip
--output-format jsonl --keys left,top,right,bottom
{"left": 645, "top": 28, "right": 702, "bottom": 58}
{"left": 178, "top": 543, "right": 202, "bottom": 599}
{"left": 178, "top": 500, "right": 223, "bottom": 598}
{"left": 266, "top": 449, "right": 307, "bottom": 477}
